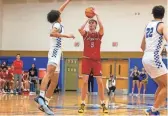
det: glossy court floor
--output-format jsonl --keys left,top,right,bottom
{"left": 0, "top": 92, "right": 167, "bottom": 115}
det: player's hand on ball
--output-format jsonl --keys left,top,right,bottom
{"left": 67, "top": 34, "right": 75, "bottom": 39}
{"left": 92, "top": 7, "right": 98, "bottom": 15}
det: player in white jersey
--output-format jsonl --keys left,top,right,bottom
{"left": 140, "top": 5, "right": 167, "bottom": 115}
{"left": 34, "top": 0, "right": 75, "bottom": 115}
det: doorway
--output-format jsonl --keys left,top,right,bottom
{"left": 101, "top": 59, "right": 129, "bottom": 89}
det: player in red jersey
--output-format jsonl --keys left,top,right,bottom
{"left": 78, "top": 8, "right": 108, "bottom": 113}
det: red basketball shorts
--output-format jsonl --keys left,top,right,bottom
{"left": 82, "top": 58, "right": 102, "bottom": 76}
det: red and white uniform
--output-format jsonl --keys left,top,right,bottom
{"left": 82, "top": 31, "right": 103, "bottom": 76}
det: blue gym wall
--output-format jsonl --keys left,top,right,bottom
{"left": 89, "top": 58, "right": 167, "bottom": 94}
{"left": 129, "top": 58, "right": 168, "bottom": 94}
{"left": 0, "top": 57, "right": 167, "bottom": 94}
{"left": 0, "top": 57, "right": 64, "bottom": 91}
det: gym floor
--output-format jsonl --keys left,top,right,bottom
{"left": 0, "top": 92, "right": 167, "bottom": 115}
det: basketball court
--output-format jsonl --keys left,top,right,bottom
{"left": 0, "top": 92, "right": 167, "bottom": 115}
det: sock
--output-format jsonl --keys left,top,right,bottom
{"left": 45, "top": 97, "right": 51, "bottom": 105}
{"left": 40, "top": 90, "right": 45, "bottom": 98}
{"left": 143, "top": 90, "right": 146, "bottom": 94}
{"left": 151, "top": 106, "right": 158, "bottom": 112}
{"left": 101, "top": 100, "right": 105, "bottom": 104}
{"left": 81, "top": 101, "right": 85, "bottom": 104}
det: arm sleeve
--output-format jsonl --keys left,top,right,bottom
{"left": 53, "top": 23, "right": 61, "bottom": 32}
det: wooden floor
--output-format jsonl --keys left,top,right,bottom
{"left": 0, "top": 92, "right": 167, "bottom": 115}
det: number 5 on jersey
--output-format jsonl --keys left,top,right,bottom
{"left": 91, "top": 42, "right": 94, "bottom": 48}
{"left": 146, "top": 27, "right": 154, "bottom": 38}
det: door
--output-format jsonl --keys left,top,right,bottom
{"left": 64, "top": 58, "right": 78, "bottom": 91}
{"left": 115, "top": 59, "right": 129, "bottom": 78}
{"left": 101, "top": 59, "right": 115, "bottom": 77}
{"left": 101, "top": 59, "right": 115, "bottom": 87}
{"left": 115, "top": 59, "right": 129, "bottom": 89}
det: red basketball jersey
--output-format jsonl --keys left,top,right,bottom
{"left": 83, "top": 31, "right": 103, "bottom": 60}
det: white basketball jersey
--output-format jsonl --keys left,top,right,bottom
{"left": 50, "top": 22, "right": 64, "bottom": 48}
{"left": 144, "top": 21, "right": 166, "bottom": 54}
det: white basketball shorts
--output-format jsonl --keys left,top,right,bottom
{"left": 142, "top": 53, "right": 167, "bottom": 78}
{"left": 48, "top": 48, "right": 62, "bottom": 72}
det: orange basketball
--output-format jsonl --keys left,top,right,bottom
{"left": 85, "top": 7, "right": 95, "bottom": 18}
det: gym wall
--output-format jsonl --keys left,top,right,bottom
{"left": 1, "top": 0, "right": 167, "bottom": 51}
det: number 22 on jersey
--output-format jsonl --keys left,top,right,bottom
{"left": 146, "top": 27, "right": 154, "bottom": 38}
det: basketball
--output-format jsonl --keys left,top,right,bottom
{"left": 85, "top": 7, "right": 95, "bottom": 18}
